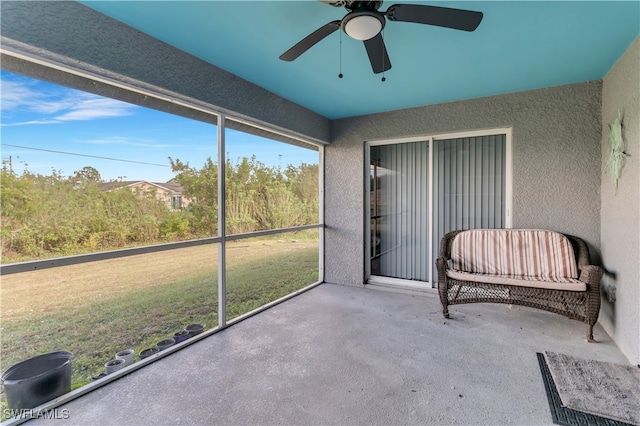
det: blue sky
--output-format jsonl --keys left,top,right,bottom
{"left": 0, "top": 70, "right": 318, "bottom": 182}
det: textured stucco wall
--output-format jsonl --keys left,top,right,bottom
{"left": 0, "top": 1, "right": 330, "bottom": 144}
{"left": 600, "top": 37, "right": 640, "bottom": 364}
{"left": 326, "top": 82, "right": 602, "bottom": 286}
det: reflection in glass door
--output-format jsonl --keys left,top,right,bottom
{"left": 431, "top": 134, "right": 508, "bottom": 272}
{"left": 370, "top": 141, "right": 430, "bottom": 282}
{"left": 367, "top": 131, "right": 510, "bottom": 287}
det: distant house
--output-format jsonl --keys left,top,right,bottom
{"left": 100, "top": 180, "right": 189, "bottom": 211}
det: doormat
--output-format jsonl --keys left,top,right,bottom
{"left": 537, "top": 352, "right": 640, "bottom": 426}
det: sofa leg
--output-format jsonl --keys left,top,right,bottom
{"left": 442, "top": 306, "right": 449, "bottom": 319}
{"left": 586, "top": 325, "right": 597, "bottom": 343}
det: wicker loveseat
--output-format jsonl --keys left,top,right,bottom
{"left": 436, "top": 229, "right": 602, "bottom": 342}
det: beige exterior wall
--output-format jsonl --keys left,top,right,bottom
{"left": 600, "top": 37, "right": 640, "bottom": 364}
{"left": 127, "top": 182, "right": 189, "bottom": 210}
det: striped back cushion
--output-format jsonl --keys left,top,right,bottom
{"left": 451, "top": 229, "right": 578, "bottom": 279}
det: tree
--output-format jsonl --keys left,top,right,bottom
{"left": 1, "top": 156, "right": 320, "bottom": 263}
{"left": 72, "top": 166, "right": 102, "bottom": 184}
{"left": 169, "top": 157, "right": 218, "bottom": 235}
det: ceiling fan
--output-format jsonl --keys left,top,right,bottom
{"left": 279, "top": 1, "right": 483, "bottom": 74}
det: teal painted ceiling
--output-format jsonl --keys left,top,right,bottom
{"left": 80, "top": 1, "right": 639, "bottom": 119}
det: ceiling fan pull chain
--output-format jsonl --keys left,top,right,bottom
{"left": 338, "top": 29, "right": 344, "bottom": 79}
{"left": 381, "top": 29, "right": 386, "bottom": 82}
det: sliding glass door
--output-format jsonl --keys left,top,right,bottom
{"left": 370, "top": 141, "right": 430, "bottom": 282}
{"left": 367, "top": 130, "right": 510, "bottom": 287}
{"left": 431, "top": 134, "right": 508, "bottom": 274}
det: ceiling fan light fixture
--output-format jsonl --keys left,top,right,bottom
{"left": 343, "top": 12, "right": 383, "bottom": 40}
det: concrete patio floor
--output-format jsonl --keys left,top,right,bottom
{"left": 30, "top": 283, "right": 628, "bottom": 425}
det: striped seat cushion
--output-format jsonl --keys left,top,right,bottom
{"left": 451, "top": 229, "right": 578, "bottom": 280}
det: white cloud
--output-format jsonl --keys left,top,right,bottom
{"left": 1, "top": 80, "right": 39, "bottom": 111}
{"left": 3, "top": 119, "right": 60, "bottom": 126}
{"left": 55, "top": 97, "right": 135, "bottom": 122}
{"left": 1, "top": 75, "right": 136, "bottom": 126}
{"left": 83, "top": 136, "right": 171, "bottom": 149}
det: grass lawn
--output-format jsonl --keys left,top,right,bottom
{"left": 0, "top": 235, "right": 318, "bottom": 415}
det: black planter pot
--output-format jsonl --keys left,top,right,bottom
{"left": 139, "top": 347, "right": 160, "bottom": 359}
{"left": 173, "top": 330, "right": 190, "bottom": 343}
{"left": 155, "top": 339, "right": 175, "bottom": 351}
{"left": 185, "top": 323, "right": 205, "bottom": 337}
{"left": 1, "top": 351, "right": 73, "bottom": 410}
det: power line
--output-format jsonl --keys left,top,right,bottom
{"left": 1, "top": 143, "right": 170, "bottom": 167}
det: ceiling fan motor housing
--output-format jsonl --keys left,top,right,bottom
{"left": 344, "top": 1, "right": 383, "bottom": 11}
{"left": 324, "top": 0, "right": 383, "bottom": 10}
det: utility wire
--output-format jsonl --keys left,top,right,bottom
{"left": 1, "top": 143, "right": 170, "bottom": 167}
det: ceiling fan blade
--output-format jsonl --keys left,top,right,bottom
{"left": 279, "top": 20, "right": 341, "bottom": 61}
{"left": 363, "top": 33, "right": 391, "bottom": 74}
{"left": 386, "top": 4, "right": 483, "bottom": 32}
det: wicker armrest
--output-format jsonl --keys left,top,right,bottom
{"left": 435, "top": 257, "right": 449, "bottom": 267}
{"left": 435, "top": 257, "right": 449, "bottom": 277}
{"left": 578, "top": 264, "right": 603, "bottom": 287}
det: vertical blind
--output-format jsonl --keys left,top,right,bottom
{"left": 371, "top": 141, "right": 430, "bottom": 282}
{"left": 431, "top": 134, "right": 507, "bottom": 271}
{"left": 369, "top": 134, "right": 506, "bottom": 285}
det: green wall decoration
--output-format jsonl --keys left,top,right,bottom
{"left": 604, "top": 110, "right": 628, "bottom": 193}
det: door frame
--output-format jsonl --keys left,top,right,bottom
{"left": 364, "top": 127, "right": 513, "bottom": 288}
